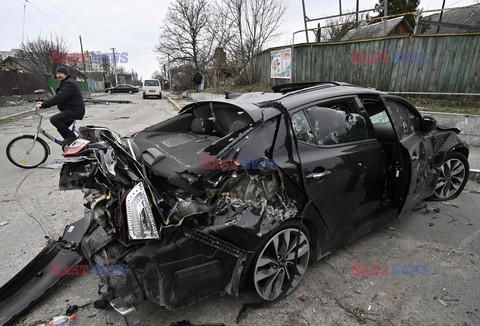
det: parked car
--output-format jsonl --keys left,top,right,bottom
{"left": 57, "top": 82, "right": 468, "bottom": 314}
{"left": 142, "top": 79, "right": 162, "bottom": 99}
{"left": 105, "top": 84, "right": 139, "bottom": 94}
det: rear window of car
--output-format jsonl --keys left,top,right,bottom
{"left": 144, "top": 80, "right": 160, "bottom": 86}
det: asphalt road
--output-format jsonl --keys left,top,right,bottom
{"left": 0, "top": 93, "right": 479, "bottom": 326}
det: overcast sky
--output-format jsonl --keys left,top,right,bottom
{"left": 1, "top": 0, "right": 476, "bottom": 80}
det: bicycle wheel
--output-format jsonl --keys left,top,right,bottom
{"left": 6, "top": 135, "right": 49, "bottom": 168}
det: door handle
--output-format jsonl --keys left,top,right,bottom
{"left": 306, "top": 170, "right": 331, "bottom": 180}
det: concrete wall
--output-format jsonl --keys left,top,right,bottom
{"left": 421, "top": 111, "right": 480, "bottom": 147}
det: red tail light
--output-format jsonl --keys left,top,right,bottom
{"left": 62, "top": 138, "right": 91, "bottom": 157}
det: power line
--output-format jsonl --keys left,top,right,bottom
{"left": 24, "top": 0, "right": 77, "bottom": 40}
{"left": 41, "top": 0, "right": 111, "bottom": 50}
{"left": 23, "top": 0, "right": 105, "bottom": 50}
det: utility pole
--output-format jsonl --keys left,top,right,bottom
{"left": 437, "top": 0, "right": 446, "bottom": 33}
{"left": 356, "top": 0, "right": 359, "bottom": 26}
{"left": 111, "top": 48, "right": 118, "bottom": 86}
{"left": 79, "top": 35, "right": 87, "bottom": 77}
{"left": 383, "top": 0, "right": 388, "bottom": 36}
{"left": 22, "top": 0, "right": 26, "bottom": 45}
{"left": 301, "top": 0, "right": 309, "bottom": 43}
{"left": 167, "top": 54, "right": 172, "bottom": 91}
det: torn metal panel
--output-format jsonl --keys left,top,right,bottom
{"left": 0, "top": 218, "right": 89, "bottom": 326}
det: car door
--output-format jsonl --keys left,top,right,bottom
{"left": 380, "top": 96, "right": 436, "bottom": 214}
{"left": 289, "top": 97, "right": 388, "bottom": 240}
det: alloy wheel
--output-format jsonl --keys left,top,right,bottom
{"left": 253, "top": 227, "right": 309, "bottom": 301}
{"left": 434, "top": 158, "right": 466, "bottom": 199}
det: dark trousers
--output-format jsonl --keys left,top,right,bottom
{"left": 50, "top": 111, "right": 75, "bottom": 139}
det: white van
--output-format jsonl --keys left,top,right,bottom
{"left": 143, "top": 79, "right": 162, "bottom": 99}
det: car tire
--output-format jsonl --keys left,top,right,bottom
{"left": 107, "top": 90, "right": 111, "bottom": 94}
{"left": 252, "top": 221, "right": 310, "bottom": 301}
{"left": 142, "top": 94, "right": 146, "bottom": 99}
{"left": 430, "top": 151, "right": 469, "bottom": 201}
{"left": 129, "top": 90, "right": 133, "bottom": 94}
{"left": 158, "top": 94, "right": 162, "bottom": 99}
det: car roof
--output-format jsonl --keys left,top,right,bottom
{"left": 181, "top": 84, "right": 388, "bottom": 122}
{"left": 277, "top": 84, "right": 387, "bottom": 109}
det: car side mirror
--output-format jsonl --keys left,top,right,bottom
{"left": 422, "top": 115, "right": 437, "bottom": 132}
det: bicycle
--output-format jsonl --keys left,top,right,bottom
{"left": 6, "top": 108, "right": 79, "bottom": 168}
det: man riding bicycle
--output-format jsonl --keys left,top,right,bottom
{"left": 36, "top": 66, "right": 85, "bottom": 146}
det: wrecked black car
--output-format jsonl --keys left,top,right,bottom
{"left": 57, "top": 82, "right": 469, "bottom": 314}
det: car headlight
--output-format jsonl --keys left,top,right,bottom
{"left": 125, "top": 182, "right": 160, "bottom": 240}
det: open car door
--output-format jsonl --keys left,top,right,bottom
{"left": 380, "top": 96, "right": 437, "bottom": 214}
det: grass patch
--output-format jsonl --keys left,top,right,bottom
{"left": 408, "top": 97, "right": 480, "bottom": 115}
{"left": 202, "top": 84, "right": 273, "bottom": 94}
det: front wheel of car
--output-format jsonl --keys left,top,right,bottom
{"left": 431, "top": 152, "right": 469, "bottom": 201}
{"left": 253, "top": 222, "right": 310, "bottom": 301}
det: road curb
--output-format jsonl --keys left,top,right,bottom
{"left": 164, "top": 93, "right": 181, "bottom": 111}
{"left": 0, "top": 109, "right": 33, "bottom": 121}
{"left": 470, "top": 169, "right": 480, "bottom": 181}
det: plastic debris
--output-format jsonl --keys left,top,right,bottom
{"left": 46, "top": 314, "right": 76, "bottom": 326}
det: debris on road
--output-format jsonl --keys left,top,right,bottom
{"left": 441, "top": 202, "right": 460, "bottom": 208}
{"left": 298, "top": 294, "right": 308, "bottom": 302}
{"left": 413, "top": 204, "right": 441, "bottom": 213}
{"left": 84, "top": 99, "right": 131, "bottom": 104}
{"left": 0, "top": 221, "right": 8, "bottom": 226}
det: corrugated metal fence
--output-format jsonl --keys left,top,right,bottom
{"left": 48, "top": 78, "right": 93, "bottom": 93}
{"left": 254, "top": 33, "right": 480, "bottom": 93}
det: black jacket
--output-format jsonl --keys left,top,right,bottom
{"left": 42, "top": 76, "right": 85, "bottom": 119}
{"left": 193, "top": 72, "right": 202, "bottom": 84}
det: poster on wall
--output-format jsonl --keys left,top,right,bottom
{"left": 270, "top": 48, "right": 291, "bottom": 79}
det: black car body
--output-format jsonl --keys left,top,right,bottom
{"left": 105, "top": 84, "right": 139, "bottom": 94}
{"left": 57, "top": 82, "right": 469, "bottom": 314}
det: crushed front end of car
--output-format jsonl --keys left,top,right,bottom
{"left": 59, "top": 107, "right": 302, "bottom": 314}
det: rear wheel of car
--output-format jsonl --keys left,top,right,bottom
{"left": 431, "top": 152, "right": 469, "bottom": 201}
{"left": 129, "top": 90, "right": 133, "bottom": 94}
{"left": 253, "top": 222, "right": 310, "bottom": 301}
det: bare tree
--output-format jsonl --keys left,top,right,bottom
{"left": 151, "top": 70, "right": 163, "bottom": 80}
{"left": 213, "top": 0, "right": 286, "bottom": 84}
{"left": 20, "top": 33, "right": 70, "bottom": 76}
{"left": 155, "top": 0, "right": 213, "bottom": 71}
{"left": 323, "top": 11, "right": 367, "bottom": 42}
